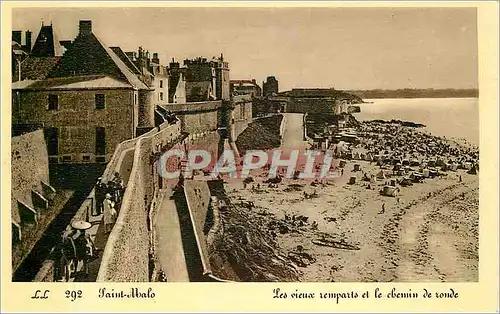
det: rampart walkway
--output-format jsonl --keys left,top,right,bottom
{"left": 154, "top": 190, "right": 190, "bottom": 282}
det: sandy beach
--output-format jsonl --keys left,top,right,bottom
{"left": 225, "top": 160, "right": 478, "bottom": 282}
{"left": 219, "top": 113, "right": 479, "bottom": 282}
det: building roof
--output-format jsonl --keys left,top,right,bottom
{"left": 48, "top": 30, "right": 149, "bottom": 90}
{"left": 280, "top": 88, "right": 337, "bottom": 98}
{"left": 12, "top": 75, "right": 133, "bottom": 90}
{"left": 100, "top": 38, "right": 150, "bottom": 89}
{"left": 19, "top": 57, "right": 61, "bottom": 80}
{"left": 12, "top": 79, "right": 38, "bottom": 89}
{"left": 233, "top": 82, "right": 256, "bottom": 88}
{"left": 168, "top": 73, "right": 181, "bottom": 102}
{"left": 230, "top": 79, "right": 257, "bottom": 85}
{"left": 110, "top": 46, "right": 141, "bottom": 75}
{"left": 31, "top": 24, "right": 64, "bottom": 57}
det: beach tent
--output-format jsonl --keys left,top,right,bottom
{"left": 410, "top": 159, "right": 420, "bottom": 167}
{"left": 381, "top": 185, "right": 398, "bottom": 197}
{"left": 436, "top": 158, "right": 446, "bottom": 167}
{"left": 376, "top": 170, "right": 386, "bottom": 180}
{"left": 410, "top": 172, "right": 424, "bottom": 183}
{"left": 362, "top": 173, "right": 371, "bottom": 182}
{"left": 467, "top": 167, "right": 477, "bottom": 175}
{"left": 429, "top": 169, "right": 438, "bottom": 178}
{"left": 422, "top": 169, "right": 430, "bottom": 178}
{"left": 400, "top": 177, "right": 413, "bottom": 187}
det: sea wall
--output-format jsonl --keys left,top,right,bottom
{"left": 232, "top": 96, "right": 253, "bottom": 140}
{"left": 183, "top": 180, "right": 212, "bottom": 276}
{"left": 280, "top": 113, "right": 287, "bottom": 144}
{"left": 166, "top": 101, "right": 222, "bottom": 135}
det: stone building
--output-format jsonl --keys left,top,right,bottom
{"left": 230, "top": 79, "right": 262, "bottom": 97}
{"left": 12, "top": 23, "right": 64, "bottom": 82}
{"left": 262, "top": 76, "right": 279, "bottom": 96}
{"left": 183, "top": 54, "right": 230, "bottom": 102}
{"left": 30, "top": 23, "right": 64, "bottom": 57}
{"left": 167, "top": 59, "right": 187, "bottom": 104}
{"left": 12, "top": 20, "right": 153, "bottom": 164}
{"left": 277, "top": 88, "right": 347, "bottom": 116}
{"left": 12, "top": 29, "right": 32, "bottom": 54}
{"left": 149, "top": 52, "right": 169, "bottom": 106}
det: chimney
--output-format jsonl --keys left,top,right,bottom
{"left": 152, "top": 52, "right": 159, "bottom": 65}
{"left": 25, "top": 31, "right": 32, "bottom": 53}
{"left": 79, "top": 20, "right": 92, "bottom": 36}
{"left": 12, "top": 30, "right": 22, "bottom": 44}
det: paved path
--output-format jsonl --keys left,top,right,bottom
{"left": 281, "top": 113, "right": 309, "bottom": 149}
{"left": 154, "top": 190, "right": 190, "bottom": 282}
{"left": 72, "top": 147, "right": 136, "bottom": 282}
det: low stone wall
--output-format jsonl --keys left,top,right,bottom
{"left": 280, "top": 113, "right": 287, "bottom": 144}
{"left": 32, "top": 260, "right": 55, "bottom": 282}
{"left": 183, "top": 181, "right": 212, "bottom": 276}
{"left": 97, "top": 121, "right": 182, "bottom": 282}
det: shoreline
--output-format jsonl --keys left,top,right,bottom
{"left": 214, "top": 117, "right": 479, "bottom": 282}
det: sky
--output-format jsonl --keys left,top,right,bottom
{"left": 12, "top": 7, "right": 478, "bottom": 91}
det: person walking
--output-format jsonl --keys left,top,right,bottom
{"left": 112, "top": 172, "right": 124, "bottom": 203}
{"left": 94, "top": 178, "right": 105, "bottom": 216}
{"left": 103, "top": 193, "right": 117, "bottom": 234}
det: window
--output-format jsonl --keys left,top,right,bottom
{"left": 159, "top": 80, "right": 163, "bottom": 88}
{"left": 62, "top": 155, "right": 72, "bottom": 163}
{"left": 82, "top": 155, "right": 91, "bottom": 162}
{"left": 160, "top": 92, "right": 164, "bottom": 101}
{"left": 48, "top": 94, "right": 58, "bottom": 110}
{"left": 95, "top": 94, "right": 105, "bottom": 109}
{"left": 95, "top": 127, "right": 106, "bottom": 156}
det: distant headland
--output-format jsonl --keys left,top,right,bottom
{"left": 346, "top": 88, "right": 479, "bottom": 99}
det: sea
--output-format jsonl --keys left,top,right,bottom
{"left": 354, "top": 98, "right": 479, "bottom": 147}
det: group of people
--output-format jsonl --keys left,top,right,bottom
{"left": 94, "top": 172, "right": 125, "bottom": 233}
{"left": 53, "top": 172, "right": 126, "bottom": 281}
{"left": 56, "top": 221, "right": 96, "bottom": 281}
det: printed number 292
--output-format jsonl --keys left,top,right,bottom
{"left": 65, "top": 290, "right": 83, "bottom": 301}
